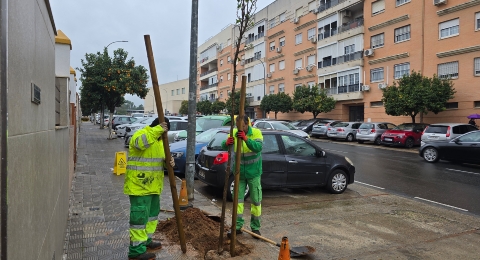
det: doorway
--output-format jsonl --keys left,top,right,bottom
{"left": 349, "top": 105, "right": 364, "bottom": 122}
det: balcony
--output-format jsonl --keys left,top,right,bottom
{"left": 318, "top": 0, "right": 347, "bottom": 12}
{"left": 245, "top": 32, "right": 265, "bottom": 45}
{"left": 318, "top": 51, "right": 362, "bottom": 69}
{"left": 325, "top": 83, "right": 364, "bottom": 101}
{"left": 200, "top": 83, "right": 218, "bottom": 91}
{"left": 200, "top": 68, "right": 218, "bottom": 77}
{"left": 318, "top": 28, "right": 338, "bottom": 40}
{"left": 338, "top": 19, "right": 364, "bottom": 34}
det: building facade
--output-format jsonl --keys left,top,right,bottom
{"left": 143, "top": 78, "right": 189, "bottom": 115}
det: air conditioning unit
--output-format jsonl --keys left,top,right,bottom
{"left": 306, "top": 65, "right": 313, "bottom": 72}
{"left": 246, "top": 93, "right": 253, "bottom": 97}
{"left": 241, "top": 60, "right": 245, "bottom": 65}
{"left": 312, "top": 8, "right": 319, "bottom": 14}
{"left": 294, "top": 17, "right": 299, "bottom": 24}
{"left": 364, "top": 49, "right": 374, "bottom": 57}
{"left": 310, "top": 37, "right": 317, "bottom": 43}
{"left": 378, "top": 83, "right": 387, "bottom": 89}
{"left": 362, "top": 85, "right": 370, "bottom": 91}
{"left": 434, "top": 0, "right": 447, "bottom": 5}
{"left": 276, "top": 47, "right": 282, "bottom": 53}
{"left": 344, "top": 10, "right": 352, "bottom": 17}
{"left": 293, "top": 69, "right": 299, "bottom": 75}
{"left": 267, "top": 73, "right": 272, "bottom": 78}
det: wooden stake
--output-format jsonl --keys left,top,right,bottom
{"left": 144, "top": 35, "right": 186, "bottom": 253}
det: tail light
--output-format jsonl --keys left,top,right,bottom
{"left": 213, "top": 152, "right": 229, "bottom": 165}
{"left": 422, "top": 126, "right": 429, "bottom": 135}
{"left": 328, "top": 128, "right": 331, "bottom": 131}
{"left": 337, "top": 128, "right": 345, "bottom": 132}
{"left": 446, "top": 126, "right": 451, "bottom": 137}
{"left": 370, "top": 129, "right": 376, "bottom": 134}
{"left": 357, "top": 129, "right": 360, "bottom": 133}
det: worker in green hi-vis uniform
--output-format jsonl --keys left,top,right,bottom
{"left": 124, "top": 118, "right": 174, "bottom": 260}
{"left": 222, "top": 115, "right": 263, "bottom": 238}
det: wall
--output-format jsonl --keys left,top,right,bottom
{"left": 7, "top": 0, "right": 70, "bottom": 259}
{"left": 144, "top": 78, "right": 189, "bottom": 115}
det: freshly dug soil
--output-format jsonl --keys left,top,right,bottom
{"left": 156, "top": 207, "right": 253, "bottom": 259}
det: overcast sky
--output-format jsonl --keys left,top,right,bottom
{"left": 50, "top": 0, "right": 274, "bottom": 106}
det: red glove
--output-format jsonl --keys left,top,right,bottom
{"left": 236, "top": 131, "right": 248, "bottom": 141}
{"left": 226, "top": 137, "right": 234, "bottom": 145}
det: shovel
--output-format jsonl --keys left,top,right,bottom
{"left": 240, "top": 228, "right": 315, "bottom": 257}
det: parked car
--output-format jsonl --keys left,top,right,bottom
{"left": 381, "top": 123, "right": 429, "bottom": 148}
{"left": 112, "top": 115, "right": 138, "bottom": 129}
{"left": 356, "top": 122, "right": 397, "bottom": 145}
{"left": 116, "top": 117, "right": 152, "bottom": 137}
{"left": 326, "top": 122, "right": 363, "bottom": 142}
{"left": 174, "top": 115, "right": 232, "bottom": 142}
{"left": 311, "top": 120, "right": 341, "bottom": 138}
{"left": 170, "top": 127, "right": 229, "bottom": 175}
{"left": 289, "top": 120, "right": 303, "bottom": 127}
{"left": 295, "top": 118, "right": 331, "bottom": 134}
{"left": 421, "top": 123, "right": 478, "bottom": 142}
{"left": 419, "top": 130, "right": 480, "bottom": 164}
{"left": 167, "top": 120, "right": 189, "bottom": 143}
{"left": 254, "top": 120, "right": 310, "bottom": 139}
{"left": 130, "top": 113, "right": 144, "bottom": 118}
{"left": 195, "top": 130, "right": 355, "bottom": 200}
{"left": 124, "top": 118, "right": 187, "bottom": 147}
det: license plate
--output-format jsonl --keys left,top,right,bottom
{"left": 199, "top": 170, "right": 206, "bottom": 179}
{"left": 384, "top": 138, "right": 393, "bottom": 141}
{"left": 428, "top": 136, "right": 439, "bottom": 139}
{"left": 330, "top": 133, "right": 336, "bottom": 135}
{"left": 361, "top": 130, "right": 368, "bottom": 134}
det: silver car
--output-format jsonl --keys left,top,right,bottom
{"left": 421, "top": 123, "right": 477, "bottom": 142}
{"left": 311, "top": 120, "right": 341, "bottom": 138}
{"left": 356, "top": 122, "right": 396, "bottom": 145}
{"left": 326, "top": 122, "right": 363, "bottom": 142}
{"left": 254, "top": 120, "right": 310, "bottom": 139}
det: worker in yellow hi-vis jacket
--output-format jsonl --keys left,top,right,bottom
{"left": 222, "top": 115, "right": 263, "bottom": 237}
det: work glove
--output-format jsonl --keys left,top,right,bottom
{"left": 236, "top": 131, "right": 248, "bottom": 141}
{"left": 169, "top": 157, "right": 175, "bottom": 167}
{"left": 160, "top": 122, "right": 169, "bottom": 132}
{"left": 226, "top": 137, "right": 234, "bottom": 145}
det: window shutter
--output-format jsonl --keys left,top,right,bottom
{"left": 295, "top": 59, "right": 302, "bottom": 69}
{"left": 372, "top": 0, "right": 385, "bottom": 15}
{"left": 307, "top": 55, "right": 315, "bottom": 65}
{"left": 309, "top": 1, "right": 316, "bottom": 11}
{"left": 439, "top": 19, "right": 459, "bottom": 30}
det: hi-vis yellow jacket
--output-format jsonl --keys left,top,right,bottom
{"left": 221, "top": 126, "right": 263, "bottom": 179}
{"left": 124, "top": 125, "right": 166, "bottom": 196}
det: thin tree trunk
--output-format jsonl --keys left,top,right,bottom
{"left": 275, "top": 112, "right": 277, "bottom": 119}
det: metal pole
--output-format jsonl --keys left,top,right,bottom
{"left": 0, "top": 0, "right": 8, "bottom": 257}
{"left": 144, "top": 35, "right": 187, "bottom": 253}
{"left": 185, "top": 0, "right": 198, "bottom": 200}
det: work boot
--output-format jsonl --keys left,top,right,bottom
{"left": 227, "top": 229, "right": 243, "bottom": 239}
{"left": 146, "top": 241, "right": 162, "bottom": 251}
{"left": 128, "top": 252, "right": 156, "bottom": 260}
{"left": 251, "top": 230, "right": 261, "bottom": 239}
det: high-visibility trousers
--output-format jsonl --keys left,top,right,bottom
{"left": 128, "top": 194, "right": 160, "bottom": 258}
{"left": 236, "top": 176, "right": 262, "bottom": 231}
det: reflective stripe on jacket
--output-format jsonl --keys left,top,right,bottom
{"left": 221, "top": 126, "right": 263, "bottom": 179}
{"left": 124, "top": 125, "right": 166, "bottom": 196}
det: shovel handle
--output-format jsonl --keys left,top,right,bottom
{"left": 240, "top": 228, "right": 280, "bottom": 247}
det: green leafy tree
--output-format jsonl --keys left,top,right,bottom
{"left": 78, "top": 48, "right": 149, "bottom": 136}
{"left": 260, "top": 92, "right": 292, "bottom": 119}
{"left": 114, "top": 100, "right": 135, "bottom": 115}
{"left": 211, "top": 100, "right": 226, "bottom": 114}
{"left": 196, "top": 100, "right": 212, "bottom": 115}
{"left": 225, "top": 91, "right": 249, "bottom": 115}
{"left": 137, "top": 104, "right": 144, "bottom": 110}
{"left": 292, "top": 85, "right": 336, "bottom": 118}
{"left": 382, "top": 71, "right": 455, "bottom": 123}
{"left": 179, "top": 100, "right": 189, "bottom": 115}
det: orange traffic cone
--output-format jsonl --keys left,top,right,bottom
{"left": 179, "top": 179, "right": 191, "bottom": 210}
{"left": 278, "top": 236, "right": 290, "bottom": 260}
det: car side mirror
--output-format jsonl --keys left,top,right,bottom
{"left": 316, "top": 150, "right": 326, "bottom": 157}
{"left": 454, "top": 139, "right": 461, "bottom": 144}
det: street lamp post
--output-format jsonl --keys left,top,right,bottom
{"left": 106, "top": 40, "right": 128, "bottom": 49}
{"left": 256, "top": 57, "right": 267, "bottom": 118}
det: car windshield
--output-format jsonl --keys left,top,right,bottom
{"left": 196, "top": 129, "right": 224, "bottom": 143}
{"left": 271, "top": 122, "right": 296, "bottom": 130}
{"left": 207, "top": 132, "right": 228, "bottom": 150}
{"left": 359, "top": 123, "right": 374, "bottom": 129}
{"left": 393, "top": 124, "right": 414, "bottom": 131}
{"left": 297, "top": 119, "right": 315, "bottom": 126}
{"left": 139, "top": 117, "right": 155, "bottom": 125}
{"left": 196, "top": 118, "right": 225, "bottom": 132}
{"left": 424, "top": 126, "right": 448, "bottom": 134}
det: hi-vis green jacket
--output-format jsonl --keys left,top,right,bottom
{"left": 221, "top": 126, "right": 263, "bottom": 179}
{"left": 124, "top": 125, "right": 166, "bottom": 196}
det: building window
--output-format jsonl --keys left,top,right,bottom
{"left": 269, "top": 63, "right": 275, "bottom": 73}
{"left": 371, "top": 68, "right": 384, "bottom": 82}
{"left": 370, "top": 101, "right": 384, "bottom": 107}
{"left": 395, "top": 25, "right": 410, "bottom": 43}
{"left": 269, "top": 86, "right": 275, "bottom": 94}
{"left": 307, "top": 55, "right": 315, "bottom": 66}
{"left": 279, "top": 60, "right": 285, "bottom": 70}
{"left": 475, "top": 101, "right": 480, "bottom": 108}
{"left": 307, "top": 81, "right": 315, "bottom": 88}
{"left": 270, "top": 41, "right": 275, "bottom": 51}
{"left": 182, "top": 88, "right": 185, "bottom": 94}
{"left": 295, "top": 59, "right": 302, "bottom": 69}
{"left": 177, "top": 89, "right": 180, "bottom": 95}
{"left": 171, "top": 90, "right": 174, "bottom": 96}
{"left": 279, "top": 37, "right": 285, "bottom": 47}
{"left": 476, "top": 12, "right": 480, "bottom": 30}
{"left": 438, "top": 61, "right": 459, "bottom": 79}
{"left": 445, "top": 102, "right": 458, "bottom": 109}
{"left": 227, "top": 56, "right": 231, "bottom": 62}
{"left": 372, "top": 0, "right": 385, "bottom": 16}
{"left": 396, "top": 0, "right": 410, "bottom": 6}
{"left": 220, "top": 91, "right": 223, "bottom": 98}
{"left": 308, "top": 1, "right": 317, "bottom": 11}
{"left": 307, "top": 28, "right": 316, "bottom": 40}
{"left": 227, "top": 73, "right": 231, "bottom": 80}
{"left": 371, "top": 33, "right": 384, "bottom": 48}
{"left": 278, "top": 83, "right": 285, "bottom": 93}
{"left": 220, "top": 76, "right": 223, "bottom": 82}
{"left": 295, "top": 7, "right": 302, "bottom": 18}
{"left": 475, "top": 58, "right": 480, "bottom": 76}
{"left": 220, "top": 59, "right": 223, "bottom": 66}
{"left": 295, "top": 33, "right": 302, "bottom": 45}
{"left": 280, "top": 12, "right": 286, "bottom": 23}
{"left": 270, "top": 18, "right": 275, "bottom": 29}
{"left": 247, "top": 73, "right": 251, "bottom": 83}
{"left": 295, "top": 84, "right": 302, "bottom": 90}
{"left": 394, "top": 63, "right": 410, "bottom": 79}
{"left": 439, "top": 19, "right": 459, "bottom": 39}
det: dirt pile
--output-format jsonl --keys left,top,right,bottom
{"left": 155, "top": 207, "right": 253, "bottom": 259}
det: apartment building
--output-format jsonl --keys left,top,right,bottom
{"left": 143, "top": 78, "right": 189, "bottom": 115}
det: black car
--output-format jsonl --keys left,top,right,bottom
{"left": 295, "top": 118, "right": 331, "bottom": 134}
{"left": 419, "top": 130, "right": 480, "bottom": 164}
{"left": 195, "top": 130, "right": 355, "bottom": 200}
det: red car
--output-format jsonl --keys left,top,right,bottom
{"left": 381, "top": 123, "right": 429, "bottom": 148}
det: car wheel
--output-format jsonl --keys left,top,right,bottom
{"left": 423, "top": 147, "right": 439, "bottom": 163}
{"left": 346, "top": 134, "right": 354, "bottom": 142}
{"left": 327, "top": 170, "right": 348, "bottom": 194}
{"left": 374, "top": 136, "right": 381, "bottom": 145}
{"left": 405, "top": 138, "right": 414, "bottom": 148}
{"left": 357, "top": 140, "right": 364, "bottom": 144}
{"left": 227, "top": 176, "right": 250, "bottom": 202}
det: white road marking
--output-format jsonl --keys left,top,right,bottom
{"left": 414, "top": 197, "right": 468, "bottom": 212}
{"left": 324, "top": 148, "right": 348, "bottom": 154}
{"left": 446, "top": 168, "right": 480, "bottom": 176}
{"left": 356, "top": 181, "right": 385, "bottom": 190}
